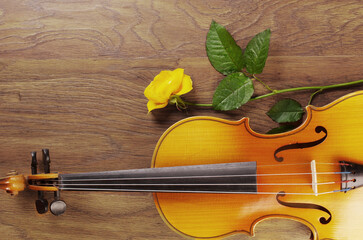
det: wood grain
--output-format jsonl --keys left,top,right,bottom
{"left": 0, "top": 0, "right": 362, "bottom": 239}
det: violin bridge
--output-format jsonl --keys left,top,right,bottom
{"left": 310, "top": 160, "right": 318, "bottom": 196}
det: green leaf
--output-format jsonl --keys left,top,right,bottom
{"left": 267, "top": 124, "right": 296, "bottom": 134}
{"left": 267, "top": 99, "right": 304, "bottom": 123}
{"left": 243, "top": 29, "right": 271, "bottom": 74}
{"left": 213, "top": 73, "right": 254, "bottom": 111}
{"left": 206, "top": 21, "right": 244, "bottom": 75}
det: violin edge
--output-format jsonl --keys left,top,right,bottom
{"left": 152, "top": 197, "right": 319, "bottom": 240}
{"left": 153, "top": 91, "right": 363, "bottom": 142}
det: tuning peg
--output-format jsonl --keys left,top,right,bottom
{"left": 30, "top": 149, "right": 65, "bottom": 215}
{"left": 50, "top": 191, "right": 66, "bottom": 216}
{"left": 50, "top": 200, "right": 66, "bottom": 216}
{"left": 31, "top": 152, "right": 37, "bottom": 174}
{"left": 42, "top": 149, "right": 50, "bottom": 173}
{"left": 35, "top": 198, "right": 49, "bottom": 214}
{"left": 31, "top": 151, "right": 49, "bottom": 214}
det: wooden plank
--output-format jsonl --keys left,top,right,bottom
{"left": 0, "top": 1, "right": 362, "bottom": 239}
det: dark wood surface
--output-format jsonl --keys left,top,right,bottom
{"left": 0, "top": 1, "right": 362, "bottom": 239}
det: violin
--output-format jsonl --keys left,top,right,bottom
{"left": 1, "top": 91, "right": 363, "bottom": 240}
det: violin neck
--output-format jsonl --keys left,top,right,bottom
{"left": 58, "top": 162, "right": 257, "bottom": 194}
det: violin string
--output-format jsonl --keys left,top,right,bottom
{"left": 254, "top": 162, "right": 351, "bottom": 167}
{"left": 29, "top": 160, "right": 354, "bottom": 195}
{"left": 46, "top": 171, "right": 350, "bottom": 183}
{"left": 54, "top": 187, "right": 353, "bottom": 195}
{"left": 50, "top": 162, "right": 352, "bottom": 180}
{"left": 39, "top": 179, "right": 356, "bottom": 191}
{"left": 39, "top": 181, "right": 340, "bottom": 187}
{"left": 35, "top": 174, "right": 355, "bottom": 195}
{"left": 27, "top": 161, "right": 351, "bottom": 184}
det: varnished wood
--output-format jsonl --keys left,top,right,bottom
{"left": 0, "top": 176, "right": 10, "bottom": 192}
{"left": 152, "top": 91, "right": 363, "bottom": 240}
{"left": 0, "top": 1, "right": 362, "bottom": 240}
{"left": 0, "top": 175, "right": 26, "bottom": 195}
{"left": 27, "top": 185, "right": 58, "bottom": 192}
{"left": 26, "top": 173, "right": 59, "bottom": 191}
{"left": 27, "top": 173, "right": 59, "bottom": 181}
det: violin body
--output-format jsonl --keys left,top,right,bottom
{"left": 152, "top": 91, "right": 363, "bottom": 239}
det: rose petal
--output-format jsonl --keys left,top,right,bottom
{"left": 144, "top": 69, "right": 184, "bottom": 103}
{"left": 175, "top": 73, "right": 193, "bottom": 95}
{"left": 147, "top": 100, "right": 168, "bottom": 112}
{"left": 144, "top": 72, "right": 171, "bottom": 103}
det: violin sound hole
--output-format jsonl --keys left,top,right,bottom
{"left": 276, "top": 191, "right": 332, "bottom": 224}
{"left": 274, "top": 126, "right": 328, "bottom": 162}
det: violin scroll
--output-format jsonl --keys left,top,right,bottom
{"left": 0, "top": 170, "right": 26, "bottom": 195}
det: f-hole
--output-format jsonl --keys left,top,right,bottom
{"left": 274, "top": 126, "right": 328, "bottom": 162}
{"left": 276, "top": 191, "right": 332, "bottom": 224}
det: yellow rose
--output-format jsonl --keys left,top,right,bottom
{"left": 144, "top": 68, "right": 193, "bottom": 112}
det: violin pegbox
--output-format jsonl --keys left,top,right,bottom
{"left": 30, "top": 149, "right": 66, "bottom": 216}
{"left": 0, "top": 170, "right": 26, "bottom": 195}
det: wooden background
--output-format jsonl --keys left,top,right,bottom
{"left": 0, "top": 1, "right": 362, "bottom": 239}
